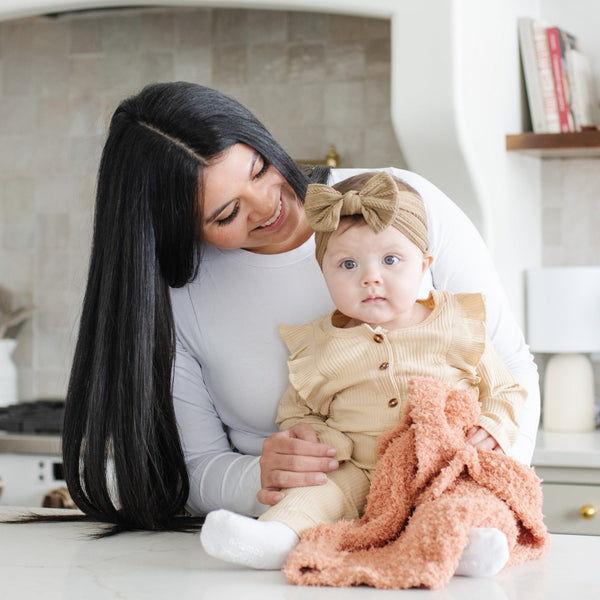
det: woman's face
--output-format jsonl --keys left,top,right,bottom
{"left": 200, "top": 143, "right": 311, "bottom": 254}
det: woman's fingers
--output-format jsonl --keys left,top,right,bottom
{"left": 258, "top": 425, "right": 339, "bottom": 505}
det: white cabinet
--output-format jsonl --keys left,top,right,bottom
{"left": 0, "top": 433, "right": 65, "bottom": 507}
{"left": 533, "top": 430, "right": 600, "bottom": 535}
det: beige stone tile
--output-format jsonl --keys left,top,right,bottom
{"left": 288, "top": 43, "right": 326, "bottom": 83}
{"left": 2, "top": 214, "right": 36, "bottom": 250}
{"left": 140, "top": 12, "right": 175, "bottom": 51}
{"left": 248, "top": 10, "right": 288, "bottom": 44}
{"left": 2, "top": 53, "right": 35, "bottom": 95}
{"left": 0, "top": 96, "right": 36, "bottom": 135}
{"left": 326, "top": 43, "right": 365, "bottom": 81}
{"left": 324, "top": 81, "right": 365, "bottom": 127}
{"left": 69, "top": 55, "right": 106, "bottom": 93}
{"left": 328, "top": 14, "right": 367, "bottom": 43}
{"left": 140, "top": 51, "right": 176, "bottom": 84}
{"left": 69, "top": 18, "right": 104, "bottom": 54}
{"left": 174, "top": 47, "right": 213, "bottom": 84}
{"left": 34, "top": 368, "right": 70, "bottom": 400}
{"left": 248, "top": 43, "right": 288, "bottom": 83}
{"left": 364, "top": 121, "right": 406, "bottom": 169}
{"left": 37, "top": 250, "right": 70, "bottom": 291}
{"left": 102, "top": 14, "right": 141, "bottom": 54}
{"left": 0, "top": 250, "right": 34, "bottom": 291}
{"left": 36, "top": 291, "right": 72, "bottom": 331}
{"left": 288, "top": 12, "right": 328, "bottom": 43}
{"left": 32, "top": 17, "right": 69, "bottom": 56}
{"left": 175, "top": 8, "right": 213, "bottom": 49}
{"left": 364, "top": 17, "right": 391, "bottom": 39}
{"left": 214, "top": 9, "right": 248, "bottom": 46}
{"left": 364, "top": 78, "right": 391, "bottom": 125}
{"left": 2, "top": 178, "right": 36, "bottom": 214}
{"left": 37, "top": 96, "right": 71, "bottom": 134}
{"left": 365, "top": 38, "right": 391, "bottom": 79}
{"left": 38, "top": 214, "right": 70, "bottom": 250}
{"left": 213, "top": 45, "right": 248, "bottom": 84}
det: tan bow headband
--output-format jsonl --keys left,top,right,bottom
{"left": 305, "top": 171, "right": 429, "bottom": 268}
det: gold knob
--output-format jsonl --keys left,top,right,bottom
{"left": 0, "top": 475, "right": 3, "bottom": 497}
{"left": 580, "top": 504, "right": 597, "bottom": 519}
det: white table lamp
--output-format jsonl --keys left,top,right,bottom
{"left": 526, "top": 267, "right": 600, "bottom": 433}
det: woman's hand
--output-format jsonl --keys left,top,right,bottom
{"left": 466, "top": 426, "right": 504, "bottom": 453}
{"left": 258, "top": 423, "right": 339, "bottom": 506}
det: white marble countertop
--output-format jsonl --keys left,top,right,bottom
{"left": 532, "top": 429, "right": 600, "bottom": 468}
{"left": 1, "top": 507, "right": 600, "bottom": 600}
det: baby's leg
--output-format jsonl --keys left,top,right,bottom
{"left": 200, "top": 509, "right": 300, "bottom": 570}
{"left": 200, "top": 462, "right": 370, "bottom": 570}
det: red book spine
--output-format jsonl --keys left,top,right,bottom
{"left": 547, "top": 26, "right": 571, "bottom": 132}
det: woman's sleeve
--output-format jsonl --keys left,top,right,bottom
{"left": 393, "top": 168, "right": 540, "bottom": 464}
{"left": 172, "top": 338, "right": 266, "bottom": 518}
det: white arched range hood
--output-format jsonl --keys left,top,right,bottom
{"left": 0, "top": 0, "right": 541, "bottom": 322}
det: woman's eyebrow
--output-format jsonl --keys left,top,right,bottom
{"left": 204, "top": 151, "right": 260, "bottom": 225}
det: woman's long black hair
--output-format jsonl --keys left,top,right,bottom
{"left": 62, "top": 82, "right": 330, "bottom": 533}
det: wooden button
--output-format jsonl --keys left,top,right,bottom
{"left": 379, "top": 362, "right": 389, "bottom": 370}
{"left": 373, "top": 333, "right": 384, "bottom": 343}
{"left": 388, "top": 398, "right": 398, "bottom": 408}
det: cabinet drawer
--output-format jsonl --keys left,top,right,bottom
{"left": 541, "top": 482, "right": 600, "bottom": 535}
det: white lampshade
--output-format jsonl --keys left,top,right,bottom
{"left": 526, "top": 266, "right": 600, "bottom": 433}
{"left": 526, "top": 266, "right": 600, "bottom": 353}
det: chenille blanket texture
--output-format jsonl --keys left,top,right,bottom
{"left": 283, "top": 377, "right": 550, "bottom": 589}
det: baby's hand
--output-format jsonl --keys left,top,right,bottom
{"left": 466, "top": 426, "right": 504, "bottom": 453}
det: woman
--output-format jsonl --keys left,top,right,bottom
{"left": 63, "top": 81, "right": 539, "bottom": 532}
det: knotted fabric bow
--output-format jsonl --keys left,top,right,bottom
{"left": 305, "top": 171, "right": 428, "bottom": 268}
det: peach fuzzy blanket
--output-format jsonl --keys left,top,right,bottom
{"left": 283, "top": 378, "right": 550, "bottom": 589}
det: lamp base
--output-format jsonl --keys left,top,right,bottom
{"left": 543, "top": 353, "right": 596, "bottom": 433}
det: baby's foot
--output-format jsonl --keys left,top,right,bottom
{"left": 200, "top": 509, "right": 299, "bottom": 570}
{"left": 455, "top": 527, "right": 509, "bottom": 577}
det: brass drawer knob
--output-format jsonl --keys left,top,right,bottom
{"left": 580, "top": 504, "right": 597, "bottom": 519}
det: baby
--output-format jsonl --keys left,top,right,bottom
{"left": 200, "top": 171, "right": 526, "bottom": 577}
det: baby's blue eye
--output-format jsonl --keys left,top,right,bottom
{"left": 341, "top": 259, "right": 357, "bottom": 270}
{"left": 383, "top": 255, "right": 399, "bottom": 265}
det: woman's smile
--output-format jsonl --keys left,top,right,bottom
{"left": 200, "top": 143, "right": 313, "bottom": 254}
{"left": 257, "top": 197, "right": 284, "bottom": 229}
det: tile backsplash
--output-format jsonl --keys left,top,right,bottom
{"left": 0, "top": 6, "right": 404, "bottom": 400}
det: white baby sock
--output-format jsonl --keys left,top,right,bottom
{"left": 200, "top": 509, "right": 300, "bottom": 570}
{"left": 454, "top": 527, "right": 509, "bottom": 577}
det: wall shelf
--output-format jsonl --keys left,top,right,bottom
{"left": 506, "top": 130, "right": 600, "bottom": 158}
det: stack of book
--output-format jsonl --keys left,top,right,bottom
{"left": 518, "top": 17, "right": 597, "bottom": 134}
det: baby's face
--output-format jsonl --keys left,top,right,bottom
{"left": 321, "top": 222, "right": 431, "bottom": 329}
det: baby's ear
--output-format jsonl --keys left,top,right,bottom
{"left": 422, "top": 253, "right": 434, "bottom": 271}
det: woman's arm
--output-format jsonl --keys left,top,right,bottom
{"left": 172, "top": 339, "right": 267, "bottom": 517}
{"left": 396, "top": 168, "right": 540, "bottom": 464}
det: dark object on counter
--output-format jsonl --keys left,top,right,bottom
{"left": 0, "top": 399, "right": 65, "bottom": 434}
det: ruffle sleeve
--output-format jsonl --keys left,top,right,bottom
{"left": 446, "top": 292, "right": 487, "bottom": 381}
{"left": 279, "top": 319, "right": 336, "bottom": 416}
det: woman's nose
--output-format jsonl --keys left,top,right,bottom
{"left": 246, "top": 189, "right": 272, "bottom": 224}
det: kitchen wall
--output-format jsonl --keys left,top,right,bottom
{"left": 0, "top": 6, "right": 404, "bottom": 401}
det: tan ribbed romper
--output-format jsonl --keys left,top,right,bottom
{"left": 259, "top": 290, "right": 526, "bottom": 535}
